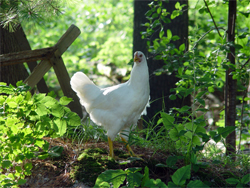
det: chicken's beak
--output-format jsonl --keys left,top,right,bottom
{"left": 134, "top": 52, "right": 139, "bottom": 62}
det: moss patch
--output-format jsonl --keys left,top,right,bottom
{"left": 70, "top": 147, "right": 120, "bottom": 187}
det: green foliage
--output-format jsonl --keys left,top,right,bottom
{"left": 156, "top": 155, "right": 184, "bottom": 169}
{"left": 141, "top": 0, "right": 187, "bottom": 73}
{"left": 141, "top": 0, "right": 250, "bottom": 156}
{"left": 226, "top": 173, "right": 250, "bottom": 187}
{"left": 0, "top": 81, "right": 81, "bottom": 187}
{"left": 0, "top": 0, "right": 68, "bottom": 32}
{"left": 158, "top": 112, "right": 209, "bottom": 157}
{"left": 171, "top": 164, "right": 191, "bottom": 186}
{"left": 94, "top": 166, "right": 167, "bottom": 188}
{"left": 156, "top": 155, "right": 209, "bottom": 187}
{"left": 23, "top": 0, "right": 133, "bottom": 96}
{"left": 136, "top": 0, "right": 250, "bottom": 187}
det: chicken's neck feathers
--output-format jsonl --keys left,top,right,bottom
{"left": 128, "top": 60, "right": 149, "bottom": 88}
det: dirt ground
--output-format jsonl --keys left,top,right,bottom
{"left": 20, "top": 137, "right": 249, "bottom": 188}
{"left": 20, "top": 137, "right": 175, "bottom": 187}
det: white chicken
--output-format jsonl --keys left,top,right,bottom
{"left": 70, "top": 51, "right": 150, "bottom": 158}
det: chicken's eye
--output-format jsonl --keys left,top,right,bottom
{"left": 139, "top": 54, "right": 142, "bottom": 57}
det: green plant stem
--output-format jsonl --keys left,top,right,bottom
{"left": 191, "top": 27, "right": 225, "bottom": 51}
{"left": 240, "top": 57, "right": 250, "bottom": 70}
{"left": 187, "top": 54, "right": 196, "bottom": 162}
{"left": 238, "top": 89, "right": 247, "bottom": 152}
{"left": 203, "top": 0, "right": 222, "bottom": 37}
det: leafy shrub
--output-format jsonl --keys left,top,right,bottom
{"left": 94, "top": 166, "right": 167, "bottom": 188}
{"left": 0, "top": 81, "right": 81, "bottom": 187}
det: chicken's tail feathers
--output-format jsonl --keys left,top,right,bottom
{"left": 70, "top": 72, "right": 101, "bottom": 110}
{"left": 70, "top": 72, "right": 94, "bottom": 92}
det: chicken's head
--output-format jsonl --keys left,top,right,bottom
{"left": 134, "top": 51, "right": 146, "bottom": 63}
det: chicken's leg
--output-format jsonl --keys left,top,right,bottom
{"left": 108, "top": 137, "right": 114, "bottom": 158}
{"left": 120, "top": 136, "right": 135, "bottom": 156}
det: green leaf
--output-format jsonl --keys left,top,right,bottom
{"left": 43, "top": 96, "right": 58, "bottom": 107}
{"left": 195, "top": 126, "right": 206, "bottom": 134}
{"left": 33, "top": 93, "right": 46, "bottom": 103}
{"left": 241, "top": 173, "right": 250, "bottom": 184}
{"left": 59, "top": 96, "right": 73, "bottom": 105}
{"left": 161, "top": 112, "right": 175, "bottom": 129}
{"left": 51, "top": 104, "right": 65, "bottom": 117}
{"left": 97, "top": 182, "right": 110, "bottom": 188}
{"left": 184, "top": 122, "right": 195, "bottom": 131}
{"left": 171, "top": 10, "right": 180, "bottom": 19}
{"left": 153, "top": 40, "right": 160, "bottom": 50}
{"left": 24, "top": 162, "right": 33, "bottom": 175}
{"left": 171, "top": 165, "right": 191, "bottom": 186}
{"left": 217, "top": 126, "right": 236, "bottom": 138}
{"left": 179, "top": 43, "right": 185, "bottom": 52}
{"left": 157, "top": 7, "right": 161, "bottom": 14}
{"left": 34, "top": 139, "right": 45, "bottom": 148}
{"left": 141, "top": 166, "right": 150, "bottom": 187}
{"left": 156, "top": 163, "right": 168, "bottom": 168}
{"left": 94, "top": 169, "right": 126, "bottom": 188}
{"left": 193, "top": 135, "right": 202, "bottom": 146}
{"left": 8, "top": 101, "right": 18, "bottom": 108}
{"left": 17, "top": 179, "right": 27, "bottom": 185}
{"left": 208, "top": 86, "right": 214, "bottom": 92}
{"left": 168, "top": 182, "right": 180, "bottom": 187}
{"left": 169, "top": 128, "right": 179, "bottom": 141}
{"left": 15, "top": 166, "right": 22, "bottom": 173}
{"left": 213, "top": 134, "right": 221, "bottom": 143}
{"left": 167, "top": 29, "right": 172, "bottom": 39}
{"left": 159, "top": 30, "right": 164, "bottom": 38}
{"left": 187, "top": 180, "right": 209, "bottom": 187}
{"left": 65, "top": 111, "right": 81, "bottom": 126}
{"left": 184, "top": 131, "right": 192, "bottom": 139}
{"left": 226, "top": 178, "right": 240, "bottom": 184}
{"left": 126, "top": 168, "right": 143, "bottom": 187}
{"left": 178, "top": 67, "right": 183, "bottom": 76}
{"left": 175, "top": 2, "right": 181, "bottom": 10}
{"left": 53, "top": 118, "right": 67, "bottom": 136}
{"left": 48, "top": 146, "right": 64, "bottom": 157}
{"left": 144, "top": 179, "right": 168, "bottom": 187}
{"left": 209, "top": 130, "right": 216, "bottom": 138}
{"left": 196, "top": 98, "right": 205, "bottom": 106}
{"left": 0, "top": 85, "right": 14, "bottom": 94}
{"left": 145, "top": 10, "right": 152, "bottom": 17}
{"left": 36, "top": 103, "right": 47, "bottom": 116}
{"left": 196, "top": 91, "right": 206, "bottom": 99}
{"left": 179, "top": 105, "right": 190, "bottom": 112}
{"left": 169, "top": 94, "right": 177, "bottom": 100}
{"left": 152, "top": 19, "right": 160, "bottom": 28}
{"left": 165, "top": 156, "right": 181, "bottom": 169}
{"left": 152, "top": 13, "right": 159, "bottom": 19}
{"left": 2, "top": 160, "right": 12, "bottom": 168}
{"left": 236, "top": 183, "right": 244, "bottom": 187}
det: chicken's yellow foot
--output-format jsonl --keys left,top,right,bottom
{"left": 120, "top": 136, "right": 135, "bottom": 156}
{"left": 108, "top": 137, "right": 115, "bottom": 158}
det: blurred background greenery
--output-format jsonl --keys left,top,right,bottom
{"left": 22, "top": 0, "right": 133, "bottom": 96}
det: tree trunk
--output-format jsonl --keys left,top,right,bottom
{"left": 0, "top": 25, "right": 29, "bottom": 86}
{"left": 225, "top": 0, "right": 237, "bottom": 160}
{"left": 133, "top": 0, "right": 190, "bottom": 124}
